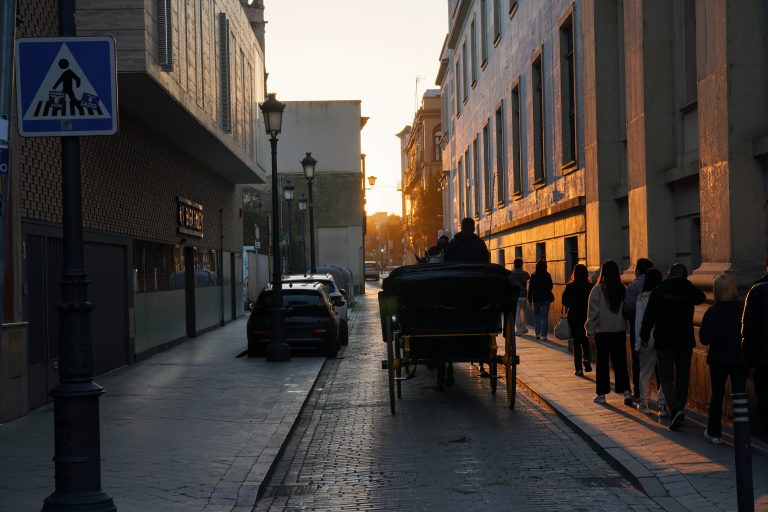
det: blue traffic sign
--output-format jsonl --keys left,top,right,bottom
{"left": 15, "top": 37, "right": 117, "bottom": 137}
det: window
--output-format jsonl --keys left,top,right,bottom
{"left": 480, "top": 0, "right": 489, "bottom": 64}
{"left": 532, "top": 53, "right": 546, "bottom": 183}
{"left": 495, "top": 104, "right": 507, "bottom": 204}
{"left": 680, "top": 0, "right": 697, "bottom": 105}
{"left": 535, "top": 242, "right": 546, "bottom": 263}
{"left": 471, "top": 19, "right": 478, "bottom": 85}
{"left": 464, "top": 148, "right": 472, "bottom": 216}
{"left": 511, "top": 83, "right": 523, "bottom": 195}
{"left": 483, "top": 122, "right": 492, "bottom": 211}
{"left": 462, "top": 42, "right": 469, "bottom": 102}
{"left": 455, "top": 61, "right": 462, "bottom": 115}
{"left": 514, "top": 245, "right": 523, "bottom": 261}
{"left": 133, "top": 241, "right": 183, "bottom": 293}
{"left": 473, "top": 137, "right": 480, "bottom": 216}
{"left": 560, "top": 15, "right": 577, "bottom": 168}
{"left": 565, "top": 236, "right": 578, "bottom": 279}
{"left": 218, "top": 13, "right": 232, "bottom": 132}
{"left": 497, "top": 249, "right": 506, "bottom": 267}
{"left": 493, "top": 0, "right": 502, "bottom": 43}
{"left": 156, "top": 0, "right": 173, "bottom": 70}
{"left": 434, "top": 129, "right": 443, "bottom": 161}
{"left": 458, "top": 157, "right": 465, "bottom": 218}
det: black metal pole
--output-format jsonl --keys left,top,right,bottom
{"left": 42, "top": 2, "right": 116, "bottom": 511}
{"left": 308, "top": 178, "right": 316, "bottom": 274}
{"left": 0, "top": 0, "right": 16, "bottom": 330}
{"left": 219, "top": 208, "right": 224, "bottom": 327}
{"left": 265, "top": 135, "right": 289, "bottom": 361}
{"left": 285, "top": 198, "right": 291, "bottom": 274}
{"left": 300, "top": 208, "right": 306, "bottom": 272}
{"left": 732, "top": 392, "right": 755, "bottom": 512}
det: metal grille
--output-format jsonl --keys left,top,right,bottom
{"left": 218, "top": 12, "right": 232, "bottom": 133}
{"left": 156, "top": 0, "right": 173, "bottom": 70}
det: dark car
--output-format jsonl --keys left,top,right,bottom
{"left": 283, "top": 273, "right": 348, "bottom": 345}
{"left": 364, "top": 261, "right": 380, "bottom": 281}
{"left": 247, "top": 282, "right": 340, "bottom": 358}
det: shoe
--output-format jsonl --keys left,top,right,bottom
{"left": 669, "top": 410, "right": 685, "bottom": 431}
{"left": 593, "top": 394, "right": 606, "bottom": 404}
{"left": 535, "top": 335, "right": 540, "bottom": 340}
{"left": 658, "top": 398, "right": 668, "bottom": 417}
{"left": 704, "top": 429, "right": 722, "bottom": 445}
{"left": 523, "top": 327, "right": 529, "bottom": 334}
{"left": 623, "top": 391, "right": 634, "bottom": 407}
{"left": 575, "top": 370, "right": 584, "bottom": 376}
{"left": 633, "top": 392, "right": 640, "bottom": 401}
{"left": 583, "top": 362, "right": 592, "bottom": 373}
{"left": 637, "top": 402, "right": 649, "bottom": 413}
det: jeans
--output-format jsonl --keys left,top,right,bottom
{"left": 707, "top": 364, "right": 747, "bottom": 438}
{"left": 595, "top": 331, "right": 630, "bottom": 396}
{"left": 569, "top": 317, "right": 590, "bottom": 371}
{"left": 516, "top": 297, "right": 528, "bottom": 334}
{"left": 656, "top": 348, "right": 693, "bottom": 413}
{"left": 533, "top": 301, "right": 550, "bottom": 338}
{"left": 627, "top": 312, "right": 640, "bottom": 397}
{"left": 637, "top": 341, "right": 659, "bottom": 404}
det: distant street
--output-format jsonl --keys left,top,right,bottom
{"left": 254, "top": 283, "right": 661, "bottom": 512}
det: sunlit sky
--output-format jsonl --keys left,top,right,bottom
{"left": 265, "top": 0, "right": 449, "bottom": 216}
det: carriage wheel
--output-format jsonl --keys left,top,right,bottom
{"left": 490, "top": 356, "right": 498, "bottom": 395}
{"left": 505, "top": 332, "right": 517, "bottom": 409}
{"left": 387, "top": 335, "right": 396, "bottom": 414}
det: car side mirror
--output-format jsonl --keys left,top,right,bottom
{"left": 333, "top": 298, "right": 345, "bottom": 307}
{"left": 340, "top": 289, "right": 346, "bottom": 296}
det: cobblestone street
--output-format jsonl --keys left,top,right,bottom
{"left": 254, "top": 285, "right": 662, "bottom": 512}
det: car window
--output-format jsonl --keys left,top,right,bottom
{"left": 288, "top": 279, "right": 336, "bottom": 294}
{"left": 257, "top": 291, "right": 323, "bottom": 306}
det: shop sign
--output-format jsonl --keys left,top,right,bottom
{"left": 177, "top": 196, "right": 203, "bottom": 237}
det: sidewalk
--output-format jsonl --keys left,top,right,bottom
{"left": 0, "top": 316, "right": 329, "bottom": 512}
{"left": 515, "top": 335, "right": 768, "bottom": 512}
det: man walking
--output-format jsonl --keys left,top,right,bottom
{"left": 623, "top": 258, "right": 654, "bottom": 400}
{"left": 509, "top": 258, "right": 530, "bottom": 335}
{"left": 640, "top": 263, "right": 706, "bottom": 430}
{"left": 742, "top": 281, "right": 768, "bottom": 435}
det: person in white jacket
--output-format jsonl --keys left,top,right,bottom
{"left": 586, "top": 260, "right": 630, "bottom": 405}
{"left": 634, "top": 268, "right": 666, "bottom": 415}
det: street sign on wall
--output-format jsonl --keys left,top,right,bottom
{"left": 15, "top": 37, "right": 117, "bottom": 137}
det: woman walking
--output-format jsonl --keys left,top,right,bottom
{"left": 586, "top": 260, "right": 631, "bottom": 405}
{"left": 699, "top": 274, "right": 747, "bottom": 445}
{"left": 635, "top": 268, "right": 664, "bottom": 413}
{"left": 562, "top": 264, "right": 594, "bottom": 376}
{"left": 528, "top": 259, "right": 554, "bottom": 340}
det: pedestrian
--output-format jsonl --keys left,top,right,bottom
{"left": 426, "top": 235, "right": 450, "bottom": 263}
{"left": 562, "top": 264, "right": 594, "bottom": 376}
{"left": 509, "top": 258, "right": 530, "bottom": 335}
{"left": 623, "top": 258, "right": 654, "bottom": 401}
{"left": 742, "top": 281, "right": 768, "bottom": 436}
{"left": 444, "top": 217, "right": 490, "bottom": 263}
{"left": 528, "top": 259, "right": 554, "bottom": 340}
{"left": 586, "top": 260, "right": 631, "bottom": 405}
{"left": 699, "top": 274, "right": 746, "bottom": 445}
{"left": 634, "top": 267, "right": 664, "bottom": 414}
{"left": 640, "top": 263, "right": 706, "bottom": 430}
{"left": 754, "top": 259, "right": 768, "bottom": 285}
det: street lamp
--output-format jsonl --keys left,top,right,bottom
{"left": 298, "top": 194, "right": 308, "bottom": 272}
{"left": 282, "top": 180, "right": 294, "bottom": 273}
{"left": 368, "top": 175, "right": 377, "bottom": 187}
{"left": 301, "top": 152, "right": 318, "bottom": 273}
{"left": 257, "top": 92, "right": 290, "bottom": 361}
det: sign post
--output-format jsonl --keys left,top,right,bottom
{"left": 17, "top": 2, "right": 118, "bottom": 510}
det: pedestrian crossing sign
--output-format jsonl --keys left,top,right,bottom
{"left": 15, "top": 37, "right": 117, "bottom": 137}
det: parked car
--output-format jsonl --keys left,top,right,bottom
{"left": 314, "top": 265, "right": 356, "bottom": 307}
{"left": 283, "top": 273, "right": 349, "bottom": 344}
{"left": 247, "top": 282, "right": 340, "bottom": 358}
{"left": 364, "top": 261, "right": 380, "bottom": 281}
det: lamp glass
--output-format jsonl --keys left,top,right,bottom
{"left": 298, "top": 195, "right": 308, "bottom": 211}
{"left": 283, "top": 181, "right": 295, "bottom": 201}
{"left": 367, "top": 175, "right": 377, "bottom": 187}
{"left": 301, "top": 152, "right": 317, "bottom": 179}
{"left": 260, "top": 93, "right": 285, "bottom": 134}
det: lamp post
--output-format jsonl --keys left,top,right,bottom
{"left": 42, "top": 1, "right": 115, "bottom": 510}
{"left": 298, "top": 194, "right": 308, "bottom": 272}
{"left": 301, "top": 152, "right": 318, "bottom": 273}
{"left": 282, "top": 180, "right": 294, "bottom": 273}
{"left": 258, "top": 93, "right": 290, "bottom": 361}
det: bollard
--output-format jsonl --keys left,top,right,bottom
{"left": 732, "top": 392, "right": 755, "bottom": 512}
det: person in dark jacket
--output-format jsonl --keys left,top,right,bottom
{"left": 509, "top": 258, "right": 530, "bottom": 335}
{"left": 753, "top": 259, "right": 768, "bottom": 285}
{"left": 623, "top": 258, "right": 654, "bottom": 400}
{"left": 699, "top": 274, "right": 746, "bottom": 445}
{"left": 444, "top": 218, "right": 490, "bottom": 263}
{"left": 425, "top": 235, "right": 450, "bottom": 263}
{"left": 640, "top": 263, "right": 706, "bottom": 431}
{"left": 742, "top": 281, "right": 768, "bottom": 436}
{"left": 528, "top": 259, "right": 554, "bottom": 340}
{"left": 561, "top": 264, "right": 594, "bottom": 375}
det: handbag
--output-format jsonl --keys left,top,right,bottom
{"left": 554, "top": 307, "right": 571, "bottom": 340}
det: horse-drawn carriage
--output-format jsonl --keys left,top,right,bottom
{"left": 378, "top": 263, "right": 519, "bottom": 414}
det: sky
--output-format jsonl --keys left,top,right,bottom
{"left": 265, "top": 0, "right": 449, "bottom": 216}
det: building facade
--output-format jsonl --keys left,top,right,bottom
{"left": 401, "top": 90, "right": 443, "bottom": 262}
{"left": 1, "top": 0, "right": 267, "bottom": 421}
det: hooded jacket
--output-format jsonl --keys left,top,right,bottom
{"left": 742, "top": 282, "right": 768, "bottom": 368}
{"left": 639, "top": 277, "right": 706, "bottom": 351}
{"left": 444, "top": 230, "right": 490, "bottom": 263}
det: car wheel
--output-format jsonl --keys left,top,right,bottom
{"left": 340, "top": 321, "right": 349, "bottom": 345}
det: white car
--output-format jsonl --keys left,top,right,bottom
{"left": 283, "top": 273, "right": 349, "bottom": 344}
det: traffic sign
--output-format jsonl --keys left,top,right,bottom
{"left": 15, "top": 37, "right": 117, "bottom": 137}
